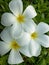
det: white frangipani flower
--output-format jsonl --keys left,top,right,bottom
{"left": 1, "top": 0, "right": 37, "bottom": 38}
{"left": 25, "top": 22, "right": 49, "bottom": 57}
{"left": 0, "top": 27, "right": 31, "bottom": 64}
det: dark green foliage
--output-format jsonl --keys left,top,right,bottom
{"left": 0, "top": 0, "right": 49, "bottom": 65}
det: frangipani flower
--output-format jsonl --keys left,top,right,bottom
{"left": 25, "top": 22, "right": 49, "bottom": 56}
{"left": 1, "top": 0, "right": 37, "bottom": 38}
{"left": 0, "top": 27, "right": 31, "bottom": 64}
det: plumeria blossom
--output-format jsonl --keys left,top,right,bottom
{"left": 1, "top": 0, "right": 37, "bottom": 38}
{"left": 25, "top": 22, "right": 49, "bottom": 57}
{"left": 0, "top": 27, "right": 32, "bottom": 64}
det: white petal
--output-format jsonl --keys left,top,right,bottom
{"left": 22, "top": 19, "right": 36, "bottom": 34}
{"left": 8, "top": 50, "right": 23, "bottom": 64}
{"left": 10, "top": 23, "right": 22, "bottom": 39}
{"left": 38, "top": 35, "right": 49, "bottom": 48}
{"left": 23, "top": 5, "right": 37, "bottom": 18}
{"left": 20, "top": 44, "right": 32, "bottom": 57}
{"left": 1, "top": 13, "right": 15, "bottom": 26}
{"left": 29, "top": 40, "right": 41, "bottom": 57}
{"left": 0, "top": 41, "right": 10, "bottom": 55}
{"left": 9, "top": 0, "right": 23, "bottom": 16}
{"left": 1, "top": 27, "right": 13, "bottom": 43}
{"left": 16, "top": 31, "right": 31, "bottom": 46}
{"left": 37, "top": 22, "right": 49, "bottom": 34}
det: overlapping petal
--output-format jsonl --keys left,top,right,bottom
{"left": 10, "top": 23, "right": 22, "bottom": 39}
{"left": 16, "top": 31, "right": 31, "bottom": 46}
{"left": 22, "top": 19, "right": 36, "bottom": 33}
{"left": 20, "top": 44, "right": 32, "bottom": 57}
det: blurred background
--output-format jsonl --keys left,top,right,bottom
{"left": 0, "top": 0, "right": 49, "bottom": 65}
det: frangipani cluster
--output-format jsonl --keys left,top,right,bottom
{"left": 0, "top": 0, "right": 49, "bottom": 64}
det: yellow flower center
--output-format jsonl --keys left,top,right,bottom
{"left": 10, "top": 40, "right": 20, "bottom": 50}
{"left": 17, "top": 14, "right": 24, "bottom": 23}
{"left": 31, "top": 32, "right": 38, "bottom": 39}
